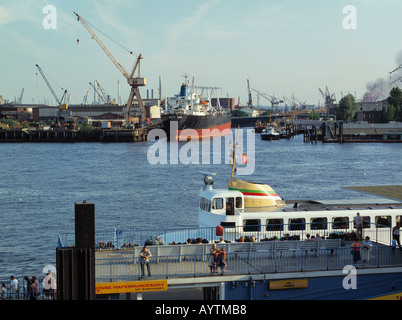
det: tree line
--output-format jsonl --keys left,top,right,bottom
{"left": 335, "top": 87, "right": 402, "bottom": 122}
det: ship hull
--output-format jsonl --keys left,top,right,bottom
{"left": 162, "top": 114, "right": 231, "bottom": 140}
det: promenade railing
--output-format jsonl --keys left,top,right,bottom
{"left": 95, "top": 244, "right": 402, "bottom": 282}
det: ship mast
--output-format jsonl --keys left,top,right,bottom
{"left": 230, "top": 128, "right": 240, "bottom": 179}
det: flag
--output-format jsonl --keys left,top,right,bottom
{"left": 241, "top": 153, "right": 248, "bottom": 164}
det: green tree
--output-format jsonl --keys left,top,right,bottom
{"left": 387, "top": 105, "right": 396, "bottom": 121}
{"left": 336, "top": 94, "right": 358, "bottom": 122}
{"left": 381, "top": 105, "right": 388, "bottom": 122}
{"left": 308, "top": 109, "right": 320, "bottom": 120}
{"left": 396, "top": 105, "right": 402, "bottom": 122}
{"left": 231, "top": 110, "right": 248, "bottom": 117}
{"left": 387, "top": 87, "right": 402, "bottom": 108}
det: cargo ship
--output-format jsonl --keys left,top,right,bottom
{"left": 161, "top": 77, "right": 231, "bottom": 141}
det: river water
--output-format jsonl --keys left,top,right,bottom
{"left": 0, "top": 129, "right": 401, "bottom": 279}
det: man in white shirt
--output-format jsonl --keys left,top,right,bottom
{"left": 9, "top": 276, "right": 18, "bottom": 300}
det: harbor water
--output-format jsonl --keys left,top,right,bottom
{"left": 0, "top": 130, "right": 401, "bottom": 280}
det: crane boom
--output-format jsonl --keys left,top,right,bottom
{"left": 74, "top": 12, "right": 129, "bottom": 79}
{"left": 74, "top": 12, "right": 146, "bottom": 125}
{"left": 35, "top": 64, "right": 67, "bottom": 106}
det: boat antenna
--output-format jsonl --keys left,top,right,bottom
{"left": 230, "top": 126, "right": 240, "bottom": 179}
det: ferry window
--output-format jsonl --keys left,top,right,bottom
{"left": 397, "top": 216, "right": 401, "bottom": 224}
{"left": 266, "top": 219, "right": 284, "bottom": 231}
{"left": 352, "top": 216, "right": 371, "bottom": 228}
{"left": 310, "top": 218, "right": 327, "bottom": 230}
{"left": 236, "top": 197, "right": 242, "bottom": 208}
{"left": 226, "top": 197, "right": 234, "bottom": 216}
{"left": 362, "top": 216, "right": 370, "bottom": 228}
{"left": 375, "top": 216, "right": 391, "bottom": 228}
{"left": 200, "top": 198, "right": 204, "bottom": 210}
{"left": 213, "top": 198, "right": 224, "bottom": 210}
{"left": 333, "top": 217, "right": 349, "bottom": 229}
{"left": 243, "top": 219, "right": 261, "bottom": 232}
{"left": 289, "top": 218, "right": 305, "bottom": 231}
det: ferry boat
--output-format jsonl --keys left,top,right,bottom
{"left": 197, "top": 142, "right": 402, "bottom": 243}
{"left": 161, "top": 76, "right": 231, "bottom": 141}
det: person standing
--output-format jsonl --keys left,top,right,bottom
{"left": 139, "top": 245, "right": 152, "bottom": 277}
{"left": 8, "top": 276, "right": 18, "bottom": 300}
{"left": 353, "top": 212, "right": 363, "bottom": 240}
{"left": 23, "top": 276, "right": 33, "bottom": 300}
{"left": 1, "top": 283, "right": 7, "bottom": 300}
{"left": 392, "top": 222, "right": 401, "bottom": 251}
{"left": 361, "top": 236, "right": 373, "bottom": 266}
{"left": 31, "top": 276, "right": 39, "bottom": 300}
{"left": 351, "top": 238, "right": 361, "bottom": 266}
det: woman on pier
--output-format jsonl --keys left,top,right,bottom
{"left": 351, "top": 238, "right": 361, "bottom": 266}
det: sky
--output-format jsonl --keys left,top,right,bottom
{"left": 2, "top": 0, "right": 402, "bottom": 107}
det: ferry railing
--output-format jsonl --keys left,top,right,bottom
{"left": 57, "top": 221, "right": 392, "bottom": 250}
{"left": 95, "top": 245, "right": 402, "bottom": 282}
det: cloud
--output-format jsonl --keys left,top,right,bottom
{"left": 0, "top": 2, "right": 37, "bottom": 26}
{"left": 164, "top": 0, "right": 222, "bottom": 52}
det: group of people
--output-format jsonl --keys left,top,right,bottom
{"left": 351, "top": 212, "right": 401, "bottom": 267}
{"left": 1, "top": 274, "right": 56, "bottom": 300}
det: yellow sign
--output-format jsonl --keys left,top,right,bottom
{"left": 95, "top": 280, "right": 168, "bottom": 295}
{"left": 368, "top": 292, "right": 402, "bottom": 300}
{"left": 269, "top": 279, "right": 308, "bottom": 290}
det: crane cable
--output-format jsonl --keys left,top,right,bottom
{"left": 78, "top": 17, "right": 134, "bottom": 56}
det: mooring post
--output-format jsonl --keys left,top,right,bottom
{"left": 56, "top": 201, "right": 95, "bottom": 300}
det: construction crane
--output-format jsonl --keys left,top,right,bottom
{"left": 17, "top": 88, "right": 24, "bottom": 104}
{"left": 389, "top": 64, "right": 402, "bottom": 76}
{"left": 35, "top": 64, "right": 68, "bottom": 108}
{"left": 95, "top": 80, "right": 116, "bottom": 105}
{"left": 89, "top": 82, "right": 106, "bottom": 104}
{"left": 82, "top": 90, "right": 89, "bottom": 105}
{"left": 247, "top": 79, "right": 253, "bottom": 108}
{"left": 251, "top": 88, "right": 283, "bottom": 108}
{"left": 74, "top": 12, "right": 146, "bottom": 125}
{"left": 318, "top": 86, "right": 336, "bottom": 110}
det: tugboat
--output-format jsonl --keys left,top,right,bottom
{"left": 161, "top": 75, "right": 231, "bottom": 141}
{"left": 260, "top": 127, "right": 280, "bottom": 140}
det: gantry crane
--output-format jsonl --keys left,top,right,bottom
{"left": 74, "top": 12, "right": 146, "bottom": 125}
{"left": 35, "top": 64, "right": 68, "bottom": 108}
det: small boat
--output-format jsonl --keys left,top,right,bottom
{"left": 254, "top": 120, "right": 267, "bottom": 133}
{"left": 261, "top": 127, "right": 280, "bottom": 140}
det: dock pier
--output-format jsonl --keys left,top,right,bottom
{"left": 0, "top": 128, "right": 149, "bottom": 143}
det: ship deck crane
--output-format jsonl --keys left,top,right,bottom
{"left": 74, "top": 12, "right": 146, "bottom": 126}
{"left": 35, "top": 64, "right": 68, "bottom": 108}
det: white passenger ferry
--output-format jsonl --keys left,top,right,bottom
{"left": 197, "top": 144, "right": 402, "bottom": 244}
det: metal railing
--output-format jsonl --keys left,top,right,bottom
{"left": 58, "top": 221, "right": 392, "bottom": 250}
{"left": 0, "top": 278, "right": 56, "bottom": 301}
{"left": 95, "top": 245, "right": 402, "bottom": 282}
